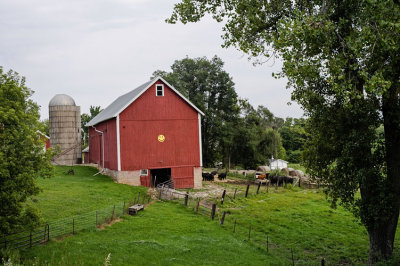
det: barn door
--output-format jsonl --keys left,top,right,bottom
{"left": 171, "top": 166, "right": 194, "bottom": 188}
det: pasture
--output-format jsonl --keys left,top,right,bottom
{"left": 13, "top": 166, "right": 400, "bottom": 265}
{"left": 28, "top": 166, "right": 147, "bottom": 221}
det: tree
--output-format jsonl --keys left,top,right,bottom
{"left": 81, "top": 106, "right": 102, "bottom": 146}
{"left": 0, "top": 67, "right": 53, "bottom": 235}
{"left": 169, "top": 0, "right": 400, "bottom": 262}
{"left": 230, "top": 100, "right": 285, "bottom": 169}
{"left": 279, "top": 118, "right": 307, "bottom": 163}
{"left": 38, "top": 119, "right": 49, "bottom": 136}
{"left": 152, "top": 56, "right": 240, "bottom": 167}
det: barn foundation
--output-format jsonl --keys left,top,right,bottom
{"left": 98, "top": 166, "right": 202, "bottom": 189}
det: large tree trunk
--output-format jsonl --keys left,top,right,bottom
{"left": 372, "top": 87, "right": 400, "bottom": 263}
{"left": 368, "top": 212, "right": 399, "bottom": 263}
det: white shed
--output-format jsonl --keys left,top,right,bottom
{"left": 269, "top": 157, "right": 288, "bottom": 170}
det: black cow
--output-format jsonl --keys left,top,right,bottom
{"left": 202, "top": 172, "right": 214, "bottom": 181}
{"left": 283, "top": 176, "right": 294, "bottom": 184}
{"left": 269, "top": 175, "right": 294, "bottom": 186}
{"left": 218, "top": 172, "right": 227, "bottom": 180}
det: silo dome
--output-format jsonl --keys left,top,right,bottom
{"left": 49, "top": 94, "right": 76, "bottom": 107}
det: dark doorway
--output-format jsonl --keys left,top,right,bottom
{"left": 151, "top": 168, "right": 171, "bottom": 187}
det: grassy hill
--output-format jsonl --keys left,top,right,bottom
{"left": 29, "top": 166, "right": 147, "bottom": 221}
{"left": 14, "top": 166, "right": 400, "bottom": 265}
{"left": 23, "top": 202, "right": 277, "bottom": 265}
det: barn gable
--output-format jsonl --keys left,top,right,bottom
{"left": 87, "top": 77, "right": 204, "bottom": 127}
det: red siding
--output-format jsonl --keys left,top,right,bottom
{"left": 83, "top": 152, "right": 89, "bottom": 164}
{"left": 172, "top": 166, "right": 194, "bottom": 188}
{"left": 89, "top": 79, "right": 201, "bottom": 188}
{"left": 140, "top": 175, "right": 151, "bottom": 187}
{"left": 119, "top": 80, "right": 201, "bottom": 171}
{"left": 88, "top": 119, "right": 118, "bottom": 170}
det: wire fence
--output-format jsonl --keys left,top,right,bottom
{"left": 1, "top": 192, "right": 152, "bottom": 251}
{"left": 157, "top": 182, "right": 327, "bottom": 266}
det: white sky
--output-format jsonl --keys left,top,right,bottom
{"left": 0, "top": 0, "right": 303, "bottom": 120}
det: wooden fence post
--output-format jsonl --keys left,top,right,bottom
{"left": 221, "top": 190, "right": 226, "bottom": 205}
{"left": 233, "top": 188, "right": 237, "bottom": 199}
{"left": 291, "top": 248, "right": 294, "bottom": 266}
{"left": 257, "top": 182, "right": 261, "bottom": 194}
{"left": 211, "top": 204, "right": 216, "bottom": 220}
{"left": 245, "top": 184, "right": 250, "bottom": 198}
{"left": 43, "top": 225, "right": 47, "bottom": 242}
{"left": 220, "top": 211, "right": 226, "bottom": 225}
{"left": 196, "top": 198, "right": 200, "bottom": 213}
{"left": 184, "top": 192, "right": 189, "bottom": 206}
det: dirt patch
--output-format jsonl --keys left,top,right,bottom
{"left": 97, "top": 218, "right": 122, "bottom": 230}
{"left": 189, "top": 181, "right": 241, "bottom": 199}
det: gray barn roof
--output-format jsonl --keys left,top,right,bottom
{"left": 86, "top": 77, "right": 204, "bottom": 127}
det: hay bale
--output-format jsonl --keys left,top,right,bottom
{"left": 257, "top": 166, "right": 271, "bottom": 172}
{"left": 294, "top": 170, "right": 304, "bottom": 177}
{"left": 281, "top": 168, "right": 290, "bottom": 175}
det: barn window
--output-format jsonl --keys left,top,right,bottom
{"left": 140, "top": 169, "right": 148, "bottom": 176}
{"left": 156, "top": 84, "right": 164, "bottom": 96}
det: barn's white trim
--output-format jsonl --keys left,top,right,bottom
{"left": 116, "top": 114, "right": 121, "bottom": 171}
{"left": 198, "top": 113, "right": 203, "bottom": 167}
{"left": 156, "top": 84, "right": 164, "bottom": 96}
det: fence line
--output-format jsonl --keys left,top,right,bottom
{"left": 156, "top": 182, "right": 325, "bottom": 265}
{"left": 1, "top": 192, "right": 152, "bottom": 251}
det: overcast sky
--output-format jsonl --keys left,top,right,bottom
{"left": 1, "top": 0, "right": 303, "bottom": 120}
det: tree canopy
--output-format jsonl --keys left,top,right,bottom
{"left": 152, "top": 56, "right": 288, "bottom": 169}
{"left": 0, "top": 67, "right": 53, "bottom": 235}
{"left": 169, "top": 0, "right": 400, "bottom": 262}
{"left": 81, "top": 106, "right": 102, "bottom": 146}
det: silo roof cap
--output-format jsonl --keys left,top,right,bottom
{"left": 49, "top": 94, "right": 76, "bottom": 106}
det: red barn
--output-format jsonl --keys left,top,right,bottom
{"left": 86, "top": 77, "right": 204, "bottom": 188}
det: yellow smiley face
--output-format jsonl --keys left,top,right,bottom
{"left": 158, "top": 134, "right": 165, "bottom": 142}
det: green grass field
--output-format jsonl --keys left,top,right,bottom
{"left": 23, "top": 202, "right": 279, "bottom": 265}
{"left": 29, "top": 166, "right": 147, "bottom": 221}
{"left": 14, "top": 166, "right": 400, "bottom": 265}
{"left": 219, "top": 188, "right": 369, "bottom": 265}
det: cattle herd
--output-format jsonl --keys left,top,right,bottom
{"left": 202, "top": 170, "right": 297, "bottom": 186}
{"left": 202, "top": 171, "right": 227, "bottom": 181}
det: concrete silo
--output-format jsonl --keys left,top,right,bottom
{"left": 49, "top": 94, "right": 82, "bottom": 165}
